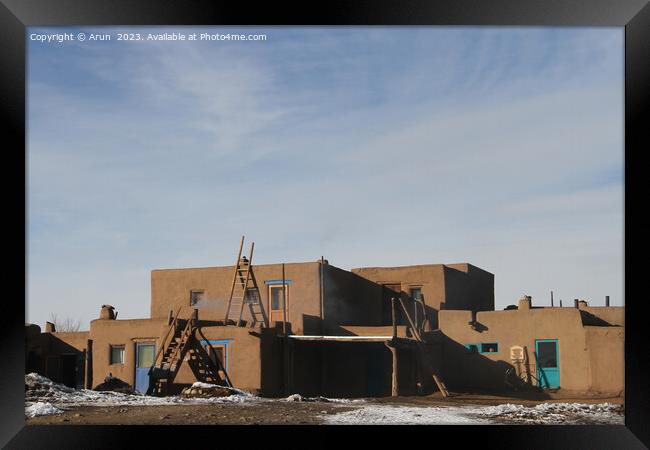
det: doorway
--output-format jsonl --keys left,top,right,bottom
{"left": 60, "top": 353, "right": 77, "bottom": 388}
{"left": 535, "top": 339, "right": 560, "bottom": 389}
{"left": 135, "top": 342, "right": 156, "bottom": 393}
{"left": 268, "top": 284, "right": 289, "bottom": 324}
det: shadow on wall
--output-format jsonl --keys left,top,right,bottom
{"left": 443, "top": 265, "right": 494, "bottom": 312}
{"left": 302, "top": 314, "right": 323, "bottom": 335}
{"left": 579, "top": 311, "right": 620, "bottom": 327}
{"left": 422, "top": 334, "right": 551, "bottom": 400}
{"left": 260, "top": 324, "right": 292, "bottom": 397}
{"left": 323, "top": 265, "right": 444, "bottom": 331}
{"left": 323, "top": 266, "right": 384, "bottom": 330}
{"left": 34, "top": 335, "right": 85, "bottom": 389}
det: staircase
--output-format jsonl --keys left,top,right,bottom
{"left": 223, "top": 236, "right": 269, "bottom": 328}
{"left": 147, "top": 308, "right": 231, "bottom": 396}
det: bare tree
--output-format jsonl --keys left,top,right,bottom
{"left": 48, "top": 313, "right": 82, "bottom": 332}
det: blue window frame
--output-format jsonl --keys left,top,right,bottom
{"left": 200, "top": 339, "right": 232, "bottom": 371}
{"left": 481, "top": 342, "right": 499, "bottom": 353}
{"left": 465, "top": 342, "right": 499, "bottom": 354}
{"left": 264, "top": 280, "right": 293, "bottom": 285}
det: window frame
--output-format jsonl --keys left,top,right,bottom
{"left": 268, "top": 283, "right": 289, "bottom": 313}
{"left": 480, "top": 342, "right": 499, "bottom": 353}
{"left": 110, "top": 344, "right": 125, "bottom": 365}
{"left": 464, "top": 342, "right": 499, "bottom": 354}
{"left": 200, "top": 339, "right": 231, "bottom": 372}
{"left": 409, "top": 286, "right": 423, "bottom": 301}
{"left": 189, "top": 289, "right": 205, "bottom": 306}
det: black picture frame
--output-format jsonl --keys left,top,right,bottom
{"left": 1, "top": 0, "right": 648, "bottom": 447}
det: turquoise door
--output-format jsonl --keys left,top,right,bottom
{"left": 536, "top": 339, "right": 560, "bottom": 389}
{"left": 135, "top": 342, "right": 155, "bottom": 394}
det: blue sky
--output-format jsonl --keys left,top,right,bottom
{"left": 27, "top": 27, "right": 624, "bottom": 329}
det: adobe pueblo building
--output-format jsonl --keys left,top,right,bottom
{"left": 26, "top": 238, "right": 624, "bottom": 398}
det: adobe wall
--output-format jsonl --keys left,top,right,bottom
{"left": 150, "top": 262, "right": 322, "bottom": 335}
{"left": 49, "top": 331, "right": 90, "bottom": 353}
{"left": 443, "top": 264, "right": 495, "bottom": 311}
{"left": 339, "top": 325, "right": 410, "bottom": 338}
{"left": 438, "top": 307, "right": 597, "bottom": 392}
{"left": 26, "top": 329, "right": 89, "bottom": 387}
{"left": 584, "top": 326, "right": 624, "bottom": 395}
{"left": 352, "top": 264, "right": 445, "bottom": 328}
{"left": 289, "top": 340, "right": 412, "bottom": 398}
{"left": 89, "top": 318, "right": 167, "bottom": 389}
{"left": 322, "top": 265, "right": 384, "bottom": 332}
{"left": 173, "top": 325, "right": 274, "bottom": 394}
{"left": 579, "top": 305, "right": 624, "bottom": 327}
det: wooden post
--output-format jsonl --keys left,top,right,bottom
{"left": 283, "top": 337, "right": 289, "bottom": 396}
{"left": 391, "top": 297, "right": 397, "bottom": 339}
{"left": 282, "top": 263, "right": 287, "bottom": 335}
{"left": 550, "top": 290, "right": 554, "bottom": 307}
{"left": 386, "top": 342, "right": 398, "bottom": 397}
{"left": 84, "top": 339, "right": 93, "bottom": 389}
{"left": 320, "top": 256, "right": 325, "bottom": 333}
{"left": 523, "top": 345, "right": 532, "bottom": 385}
{"left": 288, "top": 338, "right": 294, "bottom": 394}
{"left": 414, "top": 347, "right": 422, "bottom": 395}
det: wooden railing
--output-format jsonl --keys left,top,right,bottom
{"left": 164, "top": 316, "right": 194, "bottom": 372}
{"left": 151, "top": 306, "right": 182, "bottom": 371}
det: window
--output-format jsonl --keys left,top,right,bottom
{"left": 205, "top": 344, "right": 226, "bottom": 368}
{"left": 481, "top": 343, "right": 499, "bottom": 353}
{"left": 537, "top": 341, "right": 558, "bottom": 368}
{"left": 410, "top": 287, "right": 422, "bottom": 301}
{"left": 465, "top": 343, "right": 499, "bottom": 354}
{"left": 410, "top": 287, "right": 423, "bottom": 326}
{"left": 110, "top": 345, "right": 125, "bottom": 364}
{"left": 244, "top": 288, "right": 260, "bottom": 305}
{"left": 201, "top": 340, "right": 230, "bottom": 372}
{"left": 269, "top": 285, "right": 288, "bottom": 311}
{"left": 137, "top": 343, "right": 155, "bottom": 368}
{"left": 190, "top": 290, "right": 204, "bottom": 306}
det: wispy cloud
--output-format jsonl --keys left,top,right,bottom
{"left": 27, "top": 27, "right": 623, "bottom": 327}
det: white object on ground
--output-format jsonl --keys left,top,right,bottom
{"left": 25, "top": 402, "right": 64, "bottom": 418}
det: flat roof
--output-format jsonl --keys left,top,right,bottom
{"left": 288, "top": 335, "right": 393, "bottom": 342}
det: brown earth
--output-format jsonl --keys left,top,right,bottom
{"left": 374, "top": 391, "right": 625, "bottom": 407}
{"left": 26, "top": 401, "right": 357, "bottom": 425}
{"left": 26, "top": 392, "right": 624, "bottom": 426}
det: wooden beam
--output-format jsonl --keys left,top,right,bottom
{"left": 398, "top": 297, "right": 422, "bottom": 341}
{"left": 84, "top": 339, "right": 93, "bottom": 389}
{"left": 391, "top": 297, "right": 397, "bottom": 339}
{"left": 390, "top": 344, "right": 398, "bottom": 397}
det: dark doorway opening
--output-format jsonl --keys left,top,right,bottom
{"left": 60, "top": 353, "right": 77, "bottom": 388}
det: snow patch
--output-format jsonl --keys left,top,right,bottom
{"left": 25, "top": 402, "right": 63, "bottom": 418}
{"left": 284, "top": 393, "right": 365, "bottom": 403}
{"left": 469, "top": 402, "right": 624, "bottom": 425}
{"left": 322, "top": 404, "right": 491, "bottom": 425}
{"left": 25, "top": 373, "right": 262, "bottom": 416}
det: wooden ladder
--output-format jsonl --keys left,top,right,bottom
{"left": 396, "top": 298, "right": 450, "bottom": 398}
{"left": 147, "top": 309, "right": 231, "bottom": 396}
{"left": 223, "top": 236, "right": 269, "bottom": 328}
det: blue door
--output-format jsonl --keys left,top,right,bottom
{"left": 135, "top": 342, "right": 155, "bottom": 394}
{"left": 536, "top": 339, "right": 560, "bottom": 389}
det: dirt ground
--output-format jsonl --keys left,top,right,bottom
{"left": 375, "top": 391, "right": 625, "bottom": 407}
{"left": 27, "top": 401, "right": 357, "bottom": 425}
{"left": 26, "top": 392, "right": 624, "bottom": 425}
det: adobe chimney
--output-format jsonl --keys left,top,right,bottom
{"left": 518, "top": 295, "right": 531, "bottom": 310}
